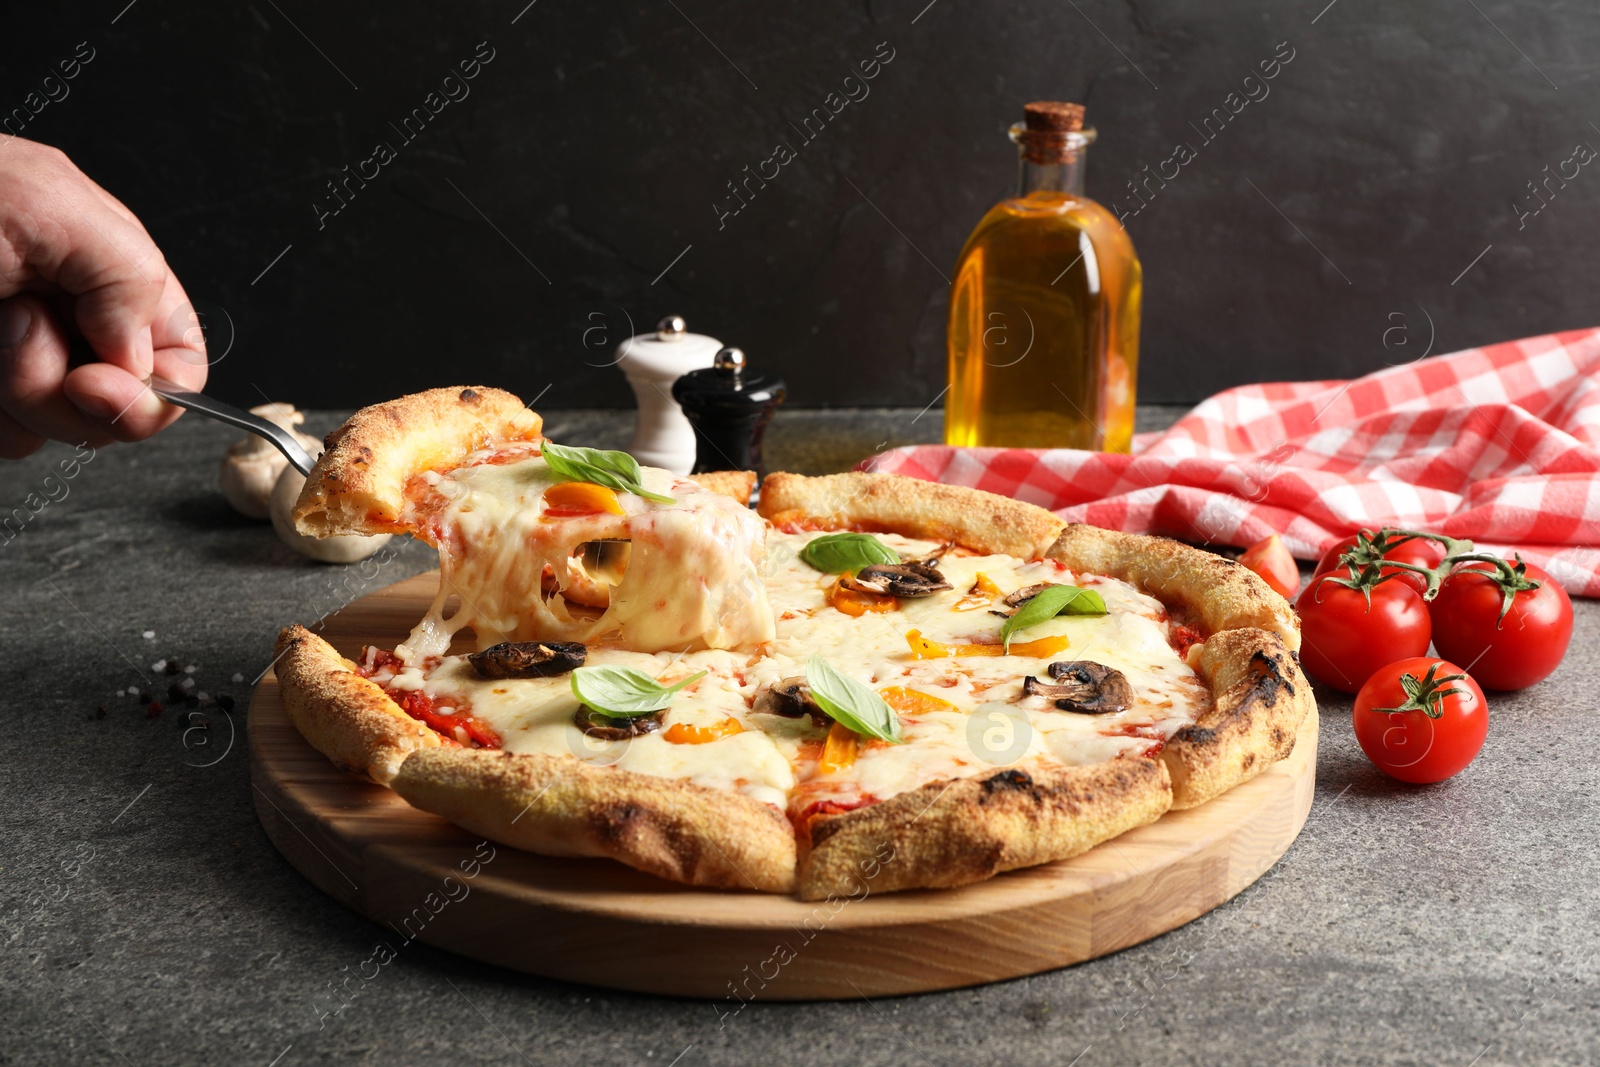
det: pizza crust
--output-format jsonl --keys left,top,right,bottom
{"left": 391, "top": 748, "right": 797, "bottom": 893}
{"left": 759, "top": 471, "right": 1067, "bottom": 559}
{"left": 293, "top": 386, "right": 542, "bottom": 537}
{"left": 686, "top": 469, "right": 756, "bottom": 504}
{"left": 273, "top": 624, "right": 444, "bottom": 785}
{"left": 798, "top": 759, "right": 1171, "bottom": 901}
{"left": 1165, "top": 628, "right": 1314, "bottom": 809}
{"left": 1045, "top": 523, "right": 1300, "bottom": 652}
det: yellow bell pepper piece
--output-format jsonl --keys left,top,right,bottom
{"left": 904, "top": 628, "right": 1069, "bottom": 659}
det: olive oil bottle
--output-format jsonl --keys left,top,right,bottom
{"left": 946, "top": 101, "right": 1141, "bottom": 452}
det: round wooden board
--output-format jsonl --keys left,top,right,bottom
{"left": 250, "top": 571, "right": 1318, "bottom": 1000}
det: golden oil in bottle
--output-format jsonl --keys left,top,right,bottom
{"left": 946, "top": 101, "right": 1141, "bottom": 452}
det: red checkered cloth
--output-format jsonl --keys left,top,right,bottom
{"left": 862, "top": 328, "right": 1600, "bottom": 597}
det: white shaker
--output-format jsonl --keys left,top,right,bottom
{"left": 616, "top": 315, "right": 720, "bottom": 475}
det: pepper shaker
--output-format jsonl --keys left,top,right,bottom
{"left": 615, "top": 315, "right": 721, "bottom": 475}
{"left": 672, "top": 346, "right": 786, "bottom": 481}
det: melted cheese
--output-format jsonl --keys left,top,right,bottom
{"left": 397, "top": 454, "right": 774, "bottom": 659}
{"left": 393, "top": 524, "right": 1211, "bottom": 814}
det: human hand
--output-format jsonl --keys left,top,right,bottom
{"left": 0, "top": 137, "right": 207, "bottom": 458}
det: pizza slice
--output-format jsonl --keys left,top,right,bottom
{"left": 274, "top": 386, "right": 1312, "bottom": 900}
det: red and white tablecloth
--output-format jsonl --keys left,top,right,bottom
{"left": 862, "top": 328, "right": 1600, "bottom": 596}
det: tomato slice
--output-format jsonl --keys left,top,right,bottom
{"left": 393, "top": 689, "right": 502, "bottom": 749}
{"left": 1238, "top": 533, "right": 1299, "bottom": 598}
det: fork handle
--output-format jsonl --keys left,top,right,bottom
{"left": 148, "top": 377, "right": 316, "bottom": 476}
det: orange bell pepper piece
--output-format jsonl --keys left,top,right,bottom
{"left": 662, "top": 717, "right": 744, "bottom": 745}
{"left": 878, "top": 686, "right": 957, "bottom": 716}
{"left": 827, "top": 579, "right": 897, "bottom": 617}
{"left": 954, "top": 572, "right": 1001, "bottom": 611}
{"left": 543, "top": 481, "right": 625, "bottom": 517}
{"left": 818, "top": 721, "right": 859, "bottom": 774}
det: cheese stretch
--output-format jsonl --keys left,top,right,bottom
{"left": 377, "top": 450, "right": 1211, "bottom": 819}
{"left": 397, "top": 450, "right": 773, "bottom": 659}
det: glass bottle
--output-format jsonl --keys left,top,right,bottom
{"left": 945, "top": 101, "right": 1141, "bottom": 452}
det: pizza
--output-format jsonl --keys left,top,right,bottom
{"left": 274, "top": 386, "right": 1312, "bottom": 900}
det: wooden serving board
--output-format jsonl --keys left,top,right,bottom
{"left": 250, "top": 571, "right": 1318, "bottom": 999}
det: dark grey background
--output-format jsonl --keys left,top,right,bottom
{"left": 6, "top": 1, "right": 1595, "bottom": 409}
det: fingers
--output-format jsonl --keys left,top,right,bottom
{"left": 63, "top": 362, "right": 177, "bottom": 441}
{"left": 0, "top": 142, "right": 210, "bottom": 448}
{"left": 5, "top": 144, "right": 170, "bottom": 380}
{"left": 149, "top": 269, "right": 209, "bottom": 391}
{"left": 0, "top": 293, "right": 129, "bottom": 444}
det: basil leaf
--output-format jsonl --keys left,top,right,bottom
{"left": 569, "top": 665, "right": 708, "bottom": 718}
{"left": 799, "top": 532, "right": 901, "bottom": 575}
{"left": 804, "top": 654, "right": 903, "bottom": 744}
{"left": 999, "top": 585, "right": 1108, "bottom": 651}
{"left": 541, "top": 441, "right": 675, "bottom": 505}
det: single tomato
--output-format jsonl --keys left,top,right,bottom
{"left": 1314, "top": 528, "right": 1449, "bottom": 595}
{"left": 1431, "top": 557, "right": 1573, "bottom": 691}
{"left": 1296, "top": 571, "right": 1432, "bottom": 694}
{"left": 1353, "top": 657, "right": 1487, "bottom": 783}
{"left": 1238, "top": 533, "right": 1300, "bottom": 598}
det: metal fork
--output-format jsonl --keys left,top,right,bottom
{"left": 148, "top": 376, "right": 316, "bottom": 475}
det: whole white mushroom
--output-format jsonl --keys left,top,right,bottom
{"left": 269, "top": 455, "right": 392, "bottom": 564}
{"left": 218, "top": 403, "right": 321, "bottom": 519}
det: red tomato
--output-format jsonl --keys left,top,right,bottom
{"left": 1238, "top": 533, "right": 1299, "bottom": 598}
{"left": 1353, "top": 657, "right": 1487, "bottom": 783}
{"left": 1431, "top": 558, "right": 1573, "bottom": 690}
{"left": 1314, "top": 529, "right": 1446, "bottom": 595}
{"left": 1296, "top": 572, "right": 1432, "bottom": 694}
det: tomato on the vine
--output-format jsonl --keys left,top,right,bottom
{"left": 1239, "top": 533, "right": 1299, "bottom": 598}
{"left": 1431, "top": 557, "right": 1573, "bottom": 691}
{"left": 1296, "top": 571, "right": 1431, "bottom": 694}
{"left": 1353, "top": 657, "right": 1487, "bottom": 783}
{"left": 1314, "top": 529, "right": 1448, "bottom": 595}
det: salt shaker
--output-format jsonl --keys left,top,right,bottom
{"left": 672, "top": 346, "right": 786, "bottom": 480}
{"left": 616, "top": 316, "right": 721, "bottom": 475}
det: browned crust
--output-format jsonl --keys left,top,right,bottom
{"left": 293, "top": 386, "right": 542, "bottom": 536}
{"left": 273, "top": 625, "right": 443, "bottom": 785}
{"left": 1045, "top": 523, "right": 1300, "bottom": 652}
{"left": 391, "top": 748, "right": 796, "bottom": 893}
{"left": 687, "top": 469, "right": 757, "bottom": 505}
{"left": 798, "top": 759, "right": 1171, "bottom": 901}
{"left": 1164, "top": 628, "right": 1314, "bottom": 809}
{"left": 758, "top": 471, "right": 1067, "bottom": 559}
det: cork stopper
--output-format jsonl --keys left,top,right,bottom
{"left": 1023, "top": 101, "right": 1085, "bottom": 132}
{"left": 1017, "top": 101, "right": 1087, "bottom": 164}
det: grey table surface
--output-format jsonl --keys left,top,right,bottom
{"left": 2, "top": 405, "right": 1595, "bottom": 1067}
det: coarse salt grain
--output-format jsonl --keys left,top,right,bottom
{"left": 142, "top": 631, "right": 155, "bottom": 640}
{"left": 151, "top": 659, "right": 167, "bottom": 672}
{"left": 231, "top": 673, "right": 244, "bottom": 683}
